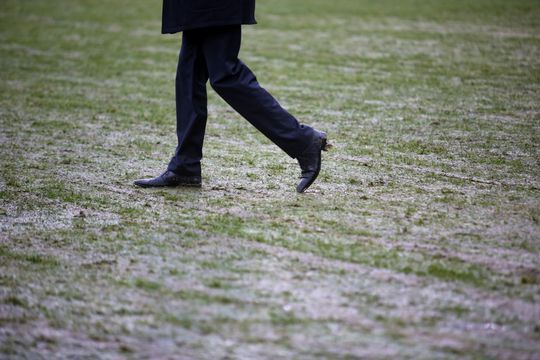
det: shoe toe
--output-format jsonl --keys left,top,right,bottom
{"left": 133, "top": 179, "right": 149, "bottom": 187}
{"left": 296, "top": 177, "right": 311, "bottom": 193}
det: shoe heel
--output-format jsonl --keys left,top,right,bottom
{"left": 322, "top": 140, "right": 333, "bottom": 151}
{"left": 320, "top": 135, "right": 333, "bottom": 152}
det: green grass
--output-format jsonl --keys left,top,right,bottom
{"left": 1, "top": 0, "right": 539, "bottom": 358}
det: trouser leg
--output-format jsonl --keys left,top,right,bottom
{"left": 201, "top": 25, "right": 315, "bottom": 158}
{"left": 167, "top": 31, "right": 209, "bottom": 176}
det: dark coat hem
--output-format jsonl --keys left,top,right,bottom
{"left": 162, "top": 19, "right": 257, "bottom": 34}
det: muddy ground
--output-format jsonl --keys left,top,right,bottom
{"left": 1, "top": 0, "right": 539, "bottom": 359}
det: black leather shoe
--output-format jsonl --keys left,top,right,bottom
{"left": 133, "top": 170, "right": 201, "bottom": 188}
{"left": 296, "top": 131, "right": 331, "bottom": 193}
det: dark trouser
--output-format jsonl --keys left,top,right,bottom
{"left": 167, "top": 25, "right": 315, "bottom": 176}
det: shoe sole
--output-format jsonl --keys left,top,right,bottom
{"left": 133, "top": 181, "right": 202, "bottom": 188}
{"left": 133, "top": 184, "right": 202, "bottom": 189}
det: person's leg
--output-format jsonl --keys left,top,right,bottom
{"left": 167, "top": 30, "right": 210, "bottom": 176}
{"left": 200, "top": 25, "right": 315, "bottom": 158}
{"left": 135, "top": 25, "right": 330, "bottom": 192}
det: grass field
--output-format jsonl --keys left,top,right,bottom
{"left": 1, "top": 0, "right": 540, "bottom": 358}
